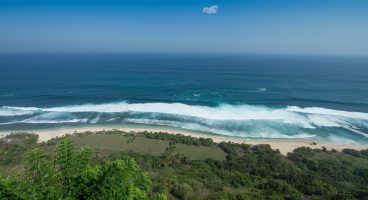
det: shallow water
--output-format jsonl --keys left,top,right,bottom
{"left": 1, "top": 53, "right": 367, "bottom": 144}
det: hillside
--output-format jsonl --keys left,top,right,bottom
{"left": 1, "top": 130, "right": 368, "bottom": 199}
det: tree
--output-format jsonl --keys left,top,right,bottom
{"left": 3, "top": 138, "right": 159, "bottom": 200}
{"left": 0, "top": 176, "right": 22, "bottom": 200}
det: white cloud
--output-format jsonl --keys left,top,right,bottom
{"left": 202, "top": 5, "right": 219, "bottom": 14}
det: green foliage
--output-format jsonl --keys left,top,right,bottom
{"left": 70, "top": 133, "right": 225, "bottom": 160}
{"left": 0, "top": 144, "right": 27, "bottom": 165}
{"left": 0, "top": 176, "right": 22, "bottom": 200}
{"left": 0, "top": 138, "right": 159, "bottom": 200}
{"left": 1, "top": 131, "right": 368, "bottom": 200}
{"left": 88, "top": 129, "right": 214, "bottom": 146}
{"left": 74, "top": 159, "right": 151, "bottom": 200}
{"left": 158, "top": 144, "right": 190, "bottom": 167}
{"left": 0, "top": 133, "right": 39, "bottom": 165}
{"left": 3, "top": 132, "right": 39, "bottom": 146}
{"left": 342, "top": 149, "right": 365, "bottom": 158}
{"left": 143, "top": 131, "right": 214, "bottom": 146}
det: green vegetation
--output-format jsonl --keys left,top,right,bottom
{"left": 70, "top": 133, "right": 226, "bottom": 160}
{"left": 1, "top": 130, "right": 368, "bottom": 199}
{"left": 0, "top": 135, "right": 158, "bottom": 199}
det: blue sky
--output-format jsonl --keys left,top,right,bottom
{"left": 1, "top": 0, "right": 368, "bottom": 54}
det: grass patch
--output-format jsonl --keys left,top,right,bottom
{"left": 312, "top": 150, "right": 368, "bottom": 168}
{"left": 70, "top": 133, "right": 226, "bottom": 160}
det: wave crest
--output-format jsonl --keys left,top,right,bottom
{"left": 1, "top": 102, "right": 368, "bottom": 142}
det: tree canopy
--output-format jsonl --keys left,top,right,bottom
{"left": 0, "top": 138, "right": 160, "bottom": 200}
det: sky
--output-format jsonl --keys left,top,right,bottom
{"left": 0, "top": 0, "right": 368, "bottom": 55}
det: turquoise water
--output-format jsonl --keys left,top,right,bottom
{"left": 0, "top": 53, "right": 367, "bottom": 144}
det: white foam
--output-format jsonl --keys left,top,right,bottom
{"left": 341, "top": 125, "right": 368, "bottom": 138}
{"left": 287, "top": 106, "right": 368, "bottom": 120}
{"left": 20, "top": 119, "right": 82, "bottom": 124}
{"left": 2, "top": 102, "right": 368, "bottom": 140}
{"left": 307, "top": 115, "right": 341, "bottom": 127}
{"left": 327, "top": 135, "right": 360, "bottom": 145}
{"left": 6, "top": 103, "right": 364, "bottom": 121}
{"left": 0, "top": 106, "right": 37, "bottom": 116}
{"left": 0, "top": 121, "right": 18, "bottom": 125}
{"left": 107, "top": 117, "right": 120, "bottom": 122}
{"left": 0, "top": 118, "right": 84, "bottom": 125}
{"left": 126, "top": 118, "right": 316, "bottom": 139}
{"left": 11, "top": 111, "right": 85, "bottom": 124}
{"left": 89, "top": 114, "right": 101, "bottom": 123}
{"left": 6, "top": 102, "right": 306, "bottom": 121}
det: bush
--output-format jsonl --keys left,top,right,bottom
{"left": 343, "top": 149, "right": 362, "bottom": 158}
{"left": 1, "top": 138, "right": 163, "bottom": 200}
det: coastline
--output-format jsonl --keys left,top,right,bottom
{"left": 1, "top": 125, "right": 367, "bottom": 155}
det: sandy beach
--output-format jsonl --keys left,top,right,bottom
{"left": 1, "top": 126, "right": 367, "bottom": 155}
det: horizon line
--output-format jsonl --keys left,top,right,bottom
{"left": 1, "top": 51, "right": 368, "bottom": 57}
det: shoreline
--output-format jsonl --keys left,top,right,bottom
{"left": 1, "top": 126, "right": 367, "bottom": 155}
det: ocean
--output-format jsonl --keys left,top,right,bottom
{"left": 0, "top": 53, "right": 367, "bottom": 144}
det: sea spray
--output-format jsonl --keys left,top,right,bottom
{"left": 1, "top": 102, "right": 367, "bottom": 144}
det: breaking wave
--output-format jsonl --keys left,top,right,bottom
{"left": 1, "top": 102, "right": 368, "bottom": 143}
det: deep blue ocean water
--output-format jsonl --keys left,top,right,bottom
{"left": 0, "top": 53, "right": 367, "bottom": 144}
